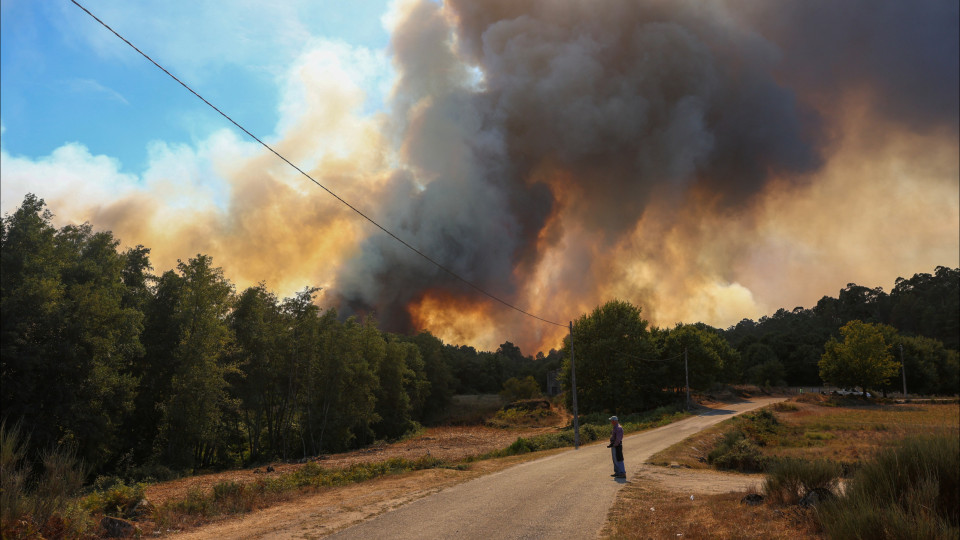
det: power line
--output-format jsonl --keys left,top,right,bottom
{"left": 70, "top": 0, "right": 566, "bottom": 329}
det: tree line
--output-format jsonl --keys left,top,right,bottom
{"left": 2, "top": 194, "right": 956, "bottom": 477}
{"left": 0, "top": 195, "right": 559, "bottom": 476}
{"left": 560, "top": 273, "right": 959, "bottom": 415}
{"left": 723, "top": 268, "right": 959, "bottom": 394}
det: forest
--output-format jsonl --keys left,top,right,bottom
{"left": 2, "top": 194, "right": 957, "bottom": 478}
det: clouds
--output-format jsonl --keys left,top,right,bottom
{"left": 2, "top": 33, "right": 391, "bottom": 298}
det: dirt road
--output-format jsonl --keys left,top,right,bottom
{"left": 323, "top": 398, "right": 782, "bottom": 540}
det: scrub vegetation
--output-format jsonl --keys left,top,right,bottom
{"left": 626, "top": 398, "right": 959, "bottom": 539}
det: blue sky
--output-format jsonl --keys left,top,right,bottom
{"left": 1, "top": 0, "right": 392, "bottom": 173}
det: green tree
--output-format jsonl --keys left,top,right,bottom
{"left": 307, "top": 315, "right": 379, "bottom": 453}
{"left": 500, "top": 375, "right": 541, "bottom": 402}
{"left": 156, "top": 255, "right": 237, "bottom": 468}
{"left": 819, "top": 320, "right": 900, "bottom": 395}
{"left": 659, "top": 323, "right": 739, "bottom": 392}
{"left": 284, "top": 288, "right": 326, "bottom": 458}
{"left": 230, "top": 284, "right": 291, "bottom": 461}
{"left": 1, "top": 195, "right": 143, "bottom": 470}
{"left": 561, "top": 300, "right": 662, "bottom": 414}
{"left": 374, "top": 339, "right": 426, "bottom": 439}
{"left": 1, "top": 195, "right": 65, "bottom": 453}
{"left": 882, "top": 334, "right": 959, "bottom": 396}
{"left": 742, "top": 343, "right": 786, "bottom": 387}
{"left": 406, "top": 331, "right": 454, "bottom": 423}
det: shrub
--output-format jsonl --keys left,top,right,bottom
{"left": 773, "top": 402, "right": 799, "bottom": 412}
{"left": 763, "top": 458, "right": 842, "bottom": 505}
{"left": 211, "top": 480, "right": 255, "bottom": 514}
{"left": 82, "top": 478, "right": 147, "bottom": 518}
{"left": 0, "top": 422, "right": 94, "bottom": 538}
{"left": 709, "top": 437, "right": 767, "bottom": 472}
{"left": 171, "top": 486, "right": 211, "bottom": 516}
{"left": 818, "top": 434, "right": 959, "bottom": 539}
{"left": 740, "top": 409, "right": 781, "bottom": 445}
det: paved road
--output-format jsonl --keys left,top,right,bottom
{"left": 329, "top": 398, "right": 783, "bottom": 540}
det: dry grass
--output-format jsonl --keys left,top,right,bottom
{"left": 623, "top": 398, "right": 959, "bottom": 539}
{"left": 650, "top": 399, "right": 959, "bottom": 469}
{"left": 602, "top": 482, "right": 822, "bottom": 539}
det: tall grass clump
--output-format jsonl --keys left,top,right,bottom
{"left": 818, "top": 434, "right": 959, "bottom": 539}
{"left": 763, "top": 458, "right": 842, "bottom": 505}
{"left": 0, "top": 422, "right": 94, "bottom": 539}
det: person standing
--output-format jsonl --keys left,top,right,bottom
{"left": 608, "top": 416, "right": 625, "bottom": 478}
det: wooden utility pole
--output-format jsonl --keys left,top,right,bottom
{"left": 684, "top": 347, "right": 691, "bottom": 411}
{"left": 900, "top": 343, "right": 907, "bottom": 398}
{"left": 570, "top": 321, "right": 580, "bottom": 449}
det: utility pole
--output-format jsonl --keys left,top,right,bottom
{"left": 684, "top": 347, "right": 691, "bottom": 411}
{"left": 900, "top": 343, "right": 907, "bottom": 398}
{"left": 569, "top": 321, "right": 580, "bottom": 449}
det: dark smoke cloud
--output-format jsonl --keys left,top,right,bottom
{"left": 334, "top": 0, "right": 818, "bottom": 328}
{"left": 332, "top": 0, "right": 958, "bottom": 346}
{"left": 731, "top": 0, "right": 960, "bottom": 135}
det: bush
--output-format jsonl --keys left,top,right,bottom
{"left": 773, "top": 402, "right": 799, "bottom": 412}
{"left": 82, "top": 478, "right": 147, "bottom": 518}
{"left": 740, "top": 409, "right": 781, "bottom": 445}
{"left": 818, "top": 434, "right": 959, "bottom": 539}
{"left": 709, "top": 435, "right": 767, "bottom": 472}
{"left": 763, "top": 458, "right": 842, "bottom": 505}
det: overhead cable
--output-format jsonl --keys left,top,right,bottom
{"left": 70, "top": 0, "right": 566, "bottom": 328}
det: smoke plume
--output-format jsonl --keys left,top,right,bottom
{"left": 2, "top": 0, "right": 957, "bottom": 353}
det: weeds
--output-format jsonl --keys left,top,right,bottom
{"left": 0, "top": 422, "right": 95, "bottom": 539}
{"left": 818, "top": 434, "right": 960, "bottom": 539}
{"left": 763, "top": 458, "right": 842, "bottom": 505}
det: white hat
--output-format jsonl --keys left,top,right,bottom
{"left": 609, "top": 416, "right": 619, "bottom": 422}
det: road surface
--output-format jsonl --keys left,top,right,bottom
{"left": 328, "top": 397, "right": 783, "bottom": 540}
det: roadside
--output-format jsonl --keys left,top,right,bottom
{"left": 146, "top": 424, "right": 563, "bottom": 508}
{"left": 602, "top": 395, "right": 960, "bottom": 539}
{"left": 166, "top": 450, "right": 568, "bottom": 539}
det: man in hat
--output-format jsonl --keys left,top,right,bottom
{"left": 607, "top": 416, "right": 625, "bottom": 478}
